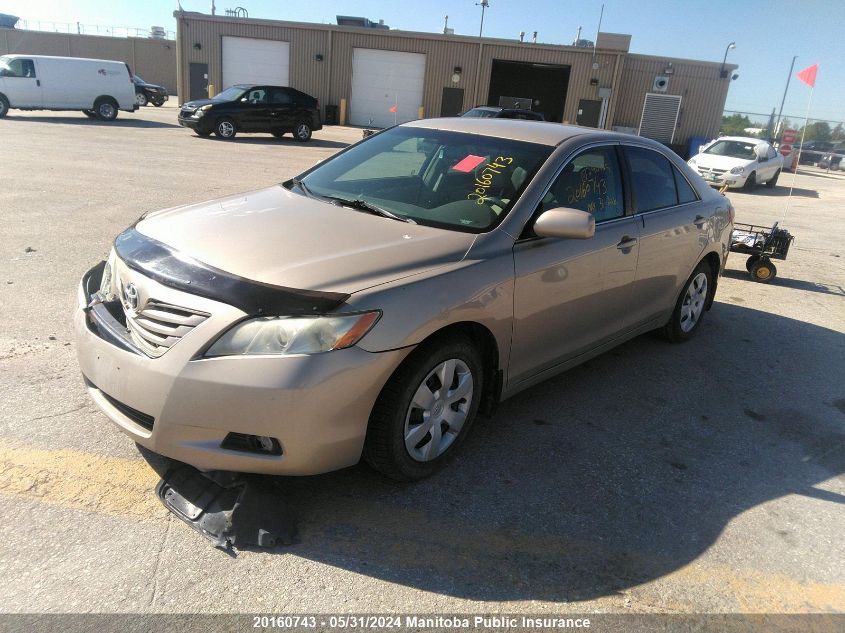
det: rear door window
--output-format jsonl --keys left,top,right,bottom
{"left": 673, "top": 166, "right": 698, "bottom": 204}
{"left": 270, "top": 89, "right": 292, "bottom": 105}
{"left": 625, "top": 146, "right": 679, "bottom": 212}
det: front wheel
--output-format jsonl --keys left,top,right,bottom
{"left": 662, "top": 262, "right": 713, "bottom": 343}
{"left": 364, "top": 336, "right": 484, "bottom": 481}
{"left": 749, "top": 259, "right": 776, "bottom": 283}
{"left": 214, "top": 118, "right": 237, "bottom": 139}
{"left": 743, "top": 171, "right": 756, "bottom": 191}
{"left": 766, "top": 169, "right": 780, "bottom": 188}
{"left": 152, "top": 98, "right": 164, "bottom": 107}
{"left": 745, "top": 255, "right": 760, "bottom": 272}
{"left": 94, "top": 98, "right": 119, "bottom": 121}
{"left": 135, "top": 92, "right": 148, "bottom": 107}
{"left": 294, "top": 121, "right": 312, "bottom": 142}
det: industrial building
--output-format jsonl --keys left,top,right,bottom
{"left": 0, "top": 27, "right": 177, "bottom": 93}
{"left": 175, "top": 11, "right": 737, "bottom": 151}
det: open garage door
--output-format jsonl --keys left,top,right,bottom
{"left": 222, "top": 36, "right": 289, "bottom": 89}
{"left": 350, "top": 48, "right": 425, "bottom": 127}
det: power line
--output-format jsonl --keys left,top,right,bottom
{"left": 723, "top": 110, "right": 844, "bottom": 126}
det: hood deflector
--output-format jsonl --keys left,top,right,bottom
{"left": 114, "top": 228, "right": 349, "bottom": 315}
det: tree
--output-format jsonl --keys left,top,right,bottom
{"left": 720, "top": 113, "right": 753, "bottom": 136}
{"left": 832, "top": 124, "right": 845, "bottom": 142}
{"left": 800, "top": 121, "right": 832, "bottom": 142}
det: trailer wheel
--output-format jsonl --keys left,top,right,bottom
{"left": 745, "top": 255, "right": 760, "bottom": 272}
{"left": 749, "top": 259, "right": 776, "bottom": 283}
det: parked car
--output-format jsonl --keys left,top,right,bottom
{"left": 687, "top": 136, "right": 783, "bottom": 190}
{"left": 817, "top": 144, "right": 845, "bottom": 171}
{"left": 461, "top": 105, "right": 545, "bottom": 120}
{"left": 133, "top": 74, "right": 168, "bottom": 107}
{"left": 0, "top": 54, "right": 137, "bottom": 120}
{"left": 75, "top": 119, "right": 732, "bottom": 481}
{"left": 796, "top": 140, "right": 834, "bottom": 165}
{"left": 178, "top": 84, "right": 322, "bottom": 141}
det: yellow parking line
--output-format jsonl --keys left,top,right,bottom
{"left": 0, "top": 439, "right": 166, "bottom": 519}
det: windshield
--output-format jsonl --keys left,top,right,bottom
{"left": 704, "top": 140, "right": 757, "bottom": 160}
{"left": 291, "top": 126, "right": 552, "bottom": 233}
{"left": 134, "top": 74, "right": 145, "bottom": 84}
{"left": 214, "top": 86, "right": 247, "bottom": 102}
{"left": 462, "top": 108, "right": 498, "bottom": 118}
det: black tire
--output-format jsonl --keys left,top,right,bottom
{"left": 749, "top": 259, "right": 776, "bottom": 283}
{"left": 293, "top": 121, "right": 312, "bottom": 142}
{"left": 766, "top": 169, "right": 780, "bottom": 188}
{"left": 152, "top": 99, "right": 164, "bottom": 107}
{"left": 662, "top": 261, "right": 713, "bottom": 343}
{"left": 271, "top": 129, "right": 286, "bottom": 139}
{"left": 214, "top": 117, "right": 237, "bottom": 139}
{"left": 745, "top": 255, "right": 760, "bottom": 272}
{"left": 136, "top": 92, "right": 148, "bottom": 107}
{"left": 0, "top": 94, "right": 9, "bottom": 118}
{"left": 743, "top": 171, "right": 756, "bottom": 191}
{"left": 363, "top": 335, "right": 484, "bottom": 481}
{"left": 94, "top": 98, "right": 119, "bottom": 121}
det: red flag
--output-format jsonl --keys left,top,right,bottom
{"left": 388, "top": 104, "right": 397, "bottom": 113}
{"left": 796, "top": 64, "right": 818, "bottom": 87}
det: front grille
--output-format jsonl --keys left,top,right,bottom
{"left": 125, "top": 300, "right": 209, "bottom": 358}
{"left": 699, "top": 168, "right": 727, "bottom": 175}
{"left": 100, "top": 389, "right": 155, "bottom": 431}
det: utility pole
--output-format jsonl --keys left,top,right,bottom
{"left": 775, "top": 56, "right": 797, "bottom": 137}
{"left": 476, "top": 0, "right": 489, "bottom": 38}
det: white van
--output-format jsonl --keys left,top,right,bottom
{"left": 0, "top": 54, "right": 137, "bottom": 120}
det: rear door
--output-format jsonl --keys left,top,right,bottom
{"left": 268, "top": 88, "right": 296, "bottom": 131}
{"left": 510, "top": 145, "right": 640, "bottom": 384}
{"left": 623, "top": 145, "right": 707, "bottom": 328}
{"left": 2, "top": 58, "right": 42, "bottom": 107}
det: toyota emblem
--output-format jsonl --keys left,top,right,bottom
{"left": 122, "top": 283, "right": 140, "bottom": 311}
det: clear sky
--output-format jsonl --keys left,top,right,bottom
{"left": 3, "top": 0, "right": 843, "bottom": 123}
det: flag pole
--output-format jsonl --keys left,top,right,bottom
{"left": 782, "top": 83, "right": 815, "bottom": 222}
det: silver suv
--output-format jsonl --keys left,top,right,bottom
{"left": 75, "top": 119, "right": 733, "bottom": 481}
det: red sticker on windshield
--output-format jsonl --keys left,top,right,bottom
{"left": 451, "top": 155, "right": 486, "bottom": 173}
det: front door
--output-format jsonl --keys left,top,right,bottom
{"left": 510, "top": 145, "right": 639, "bottom": 385}
{"left": 576, "top": 99, "right": 602, "bottom": 127}
{"left": 2, "top": 58, "right": 42, "bottom": 107}
{"left": 238, "top": 87, "right": 270, "bottom": 131}
{"left": 440, "top": 87, "right": 464, "bottom": 117}
{"left": 188, "top": 63, "right": 208, "bottom": 101}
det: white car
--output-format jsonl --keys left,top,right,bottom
{"left": 0, "top": 54, "right": 137, "bottom": 120}
{"left": 688, "top": 136, "right": 783, "bottom": 190}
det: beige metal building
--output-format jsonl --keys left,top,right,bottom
{"left": 174, "top": 11, "right": 736, "bottom": 149}
{"left": 0, "top": 28, "right": 177, "bottom": 93}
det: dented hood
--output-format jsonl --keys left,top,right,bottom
{"left": 134, "top": 186, "right": 476, "bottom": 294}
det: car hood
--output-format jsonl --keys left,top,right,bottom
{"left": 691, "top": 153, "right": 754, "bottom": 170}
{"left": 134, "top": 186, "right": 476, "bottom": 294}
{"left": 142, "top": 82, "right": 166, "bottom": 91}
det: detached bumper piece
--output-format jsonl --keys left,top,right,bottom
{"left": 156, "top": 464, "right": 296, "bottom": 550}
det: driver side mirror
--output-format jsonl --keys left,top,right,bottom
{"left": 534, "top": 207, "right": 595, "bottom": 240}
{"left": 754, "top": 145, "right": 769, "bottom": 161}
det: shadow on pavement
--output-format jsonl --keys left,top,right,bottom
{"left": 4, "top": 114, "right": 180, "bottom": 128}
{"left": 730, "top": 185, "right": 819, "bottom": 198}
{"left": 722, "top": 268, "right": 845, "bottom": 296}
{"left": 271, "top": 303, "right": 844, "bottom": 601}
{"left": 190, "top": 135, "right": 350, "bottom": 149}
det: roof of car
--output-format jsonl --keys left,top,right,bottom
{"left": 716, "top": 136, "right": 768, "bottom": 144}
{"left": 403, "top": 117, "right": 590, "bottom": 146}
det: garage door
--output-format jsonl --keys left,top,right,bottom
{"left": 222, "top": 36, "right": 289, "bottom": 89}
{"left": 350, "top": 48, "right": 425, "bottom": 127}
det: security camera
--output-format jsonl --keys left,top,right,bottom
{"left": 732, "top": 73, "right": 739, "bottom": 81}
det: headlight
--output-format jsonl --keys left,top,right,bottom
{"left": 688, "top": 158, "right": 697, "bottom": 167}
{"left": 195, "top": 104, "right": 212, "bottom": 118}
{"left": 730, "top": 166, "right": 745, "bottom": 174}
{"left": 205, "top": 312, "right": 381, "bottom": 357}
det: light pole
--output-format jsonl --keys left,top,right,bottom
{"left": 775, "top": 56, "right": 798, "bottom": 137}
{"left": 476, "top": 0, "right": 489, "bottom": 38}
{"left": 720, "top": 41, "right": 736, "bottom": 78}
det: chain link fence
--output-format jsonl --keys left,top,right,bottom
{"left": 13, "top": 19, "right": 175, "bottom": 41}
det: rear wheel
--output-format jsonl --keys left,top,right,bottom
{"left": 364, "top": 336, "right": 484, "bottom": 481}
{"left": 214, "top": 118, "right": 237, "bottom": 139}
{"left": 745, "top": 255, "right": 760, "bottom": 272}
{"left": 0, "top": 94, "right": 9, "bottom": 118}
{"left": 749, "top": 259, "right": 776, "bottom": 283}
{"left": 294, "top": 121, "right": 312, "bottom": 142}
{"left": 743, "top": 171, "right": 756, "bottom": 191}
{"left": 152, "top": 98, "right": 164, "bottom": 107}
{"left": 766, "top": 169, "right": 780, "bottom": 188}
{"left": 94, "top": 98, "right": 119, "bottom": 121}
{"left": 135, "top": 92, "right": 148, "bottom": 107}
{"left": 662, "top": 262, "right": 713, "bottom": 343}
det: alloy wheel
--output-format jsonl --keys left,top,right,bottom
{"left": 296, "top": 123, "right": 310, "bottom": 140}
{"left": 679, "top": 272, "right": 708, "bottom": 333}
{"left": 136, "top": 93, "right": 147, "bottom": 107}
{"left": 404, "top": 359, "right": 473, "bottom": 462}
{"left": 218, "top": 121, "right": 235, "bottom": 137}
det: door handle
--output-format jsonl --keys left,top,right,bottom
{"left": 36, "top": 79, "right": 40, "bottom": 87}
{"left": 616, "top": 236, "right": 638, "bottom": 251}
{"left": 693, "top": 215, "right": 707, "bottom": 228}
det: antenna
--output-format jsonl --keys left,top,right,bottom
{"left": 443, "top": 15, "right": 448, "bottom": 34}
{"left": 532, "top": 31, "right": 537, "bottom": 43}
{"left": 592, "top": 3, "right": 604, "bottom": 64}
{"left": 519, "top": 31, "right": 525, "bottom": 42}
